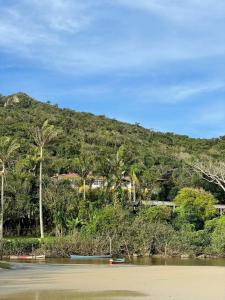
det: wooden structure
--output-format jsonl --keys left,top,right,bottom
{"left": 142, "top": 200, "right": 225, "bottom": 215}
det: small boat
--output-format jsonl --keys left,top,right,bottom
{"left": 70, "top": 254, "right": 112, "bottom": 260}
{"left": 9, "top": 255, "right": 45, "bottom": 260}
{"left": 109, "top": 258, "right": 126, "bottom": 264}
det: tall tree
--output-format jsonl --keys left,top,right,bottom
{"left": 129, "top": 165, "right": 140, "bottom": 203}
{"left": 72, "top": 153, "right": 95, "bottom": 201}
{"left": 0, "top": 137, "right": 20, "bottom": 239}
{"left": 44, "top": 181, "right": 77, "bottom": 236}
{"left": 112, "top": 145, "right": 126, "bottom": 188}
{"left": 109, "top": 145, "right": 126, "bottom": 205}
{"left": 32, "top": 120, "right": 60, "bottom": 238}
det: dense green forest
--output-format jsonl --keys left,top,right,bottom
{"left": 0, "top": 92, "right": 225, "bottom": 257}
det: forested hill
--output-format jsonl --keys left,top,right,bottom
{"left": 1, "top": 92, "right": 225, "bottom": 202}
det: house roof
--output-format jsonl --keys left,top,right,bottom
{"left": 54, "top": 173, "right": 81, "bottom": 180}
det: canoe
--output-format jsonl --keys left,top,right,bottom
{"left": 70, "top": 255, "right": 112, "bottom": 260}
{"left": 109, "top": 258, "right": 126, "bottom": 264}
{"left": 10, "top": 255, "right": 45, "bottom": 260}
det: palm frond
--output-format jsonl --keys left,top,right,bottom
{"left": 0, "top": 137, "right": 20, "bottom": 164}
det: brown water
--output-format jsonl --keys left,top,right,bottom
{"left": 0, "top": 290, "right": 145, "bottom": 300}
{"left": 7, "top": 256, "right": 225, "bottom": 267}
{"left": 1, "top": 257, "right": 225, "bottom": 300}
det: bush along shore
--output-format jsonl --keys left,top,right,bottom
{"left": 1, "top": 197, "right": 225, "bottom": 259}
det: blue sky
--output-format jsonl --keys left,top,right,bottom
{"left": 0, "top": 0, "right": 225, "bottom": 138}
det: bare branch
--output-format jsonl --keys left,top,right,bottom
{"left": 190, "top": 158, "right": 225, "bottom": 192}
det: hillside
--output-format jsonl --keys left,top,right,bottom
{"left": 1, "top": 91, "right": 225, "bottom": 249}
{"left": 1, "top": 92, "right": 225, "bottom": 204}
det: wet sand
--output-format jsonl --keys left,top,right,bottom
{"left": 0, "top": 264, "right": 225, "bottom": 299}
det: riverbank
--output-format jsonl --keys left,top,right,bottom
{"left": 2, "top": 236, "right": 225, "bottom": 259}
{"left": 0, "top": 264, "right": 225, "bottom": 299}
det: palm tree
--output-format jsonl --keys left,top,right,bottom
{"left": 110, "top": 145, "right": 126, "bottom": 205}
{"left": 0, "top": 137, "right": 20, "bottom": 239}
{"left": 129, "top": 165, "right": 140, "bottom": 203}
{"left": 73, "top": 154, "right": 94, "bottom": 201}
{"left": 32, "top": 120, "right": 60, "bottom": 238}
{"left": 113, "top": 145, "right": 126, "bottom": 187}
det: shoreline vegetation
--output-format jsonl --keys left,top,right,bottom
{"left": 1, "top": 209, "right": 225, "bottom": 259}
{"left": 0, "top": 93, "right": 225, "bottom": 259}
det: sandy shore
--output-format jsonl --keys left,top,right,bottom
{"left": 0, "top": 264, "right": 225, "bottom": 299}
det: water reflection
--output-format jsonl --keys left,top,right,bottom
{"left": 0, "top": 290, "right": 145, "bottom": 300}
{"left": 7, "top": 256, "right": 225, "bottom": 267}
{"left": 134, "top": 256, "right": 225, "bottom": 267}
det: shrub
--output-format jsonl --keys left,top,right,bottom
{"left": 40, "top": 234, "right": 112, "bottom": 257}
{"left": 137, "top": 206, "right": 172, "bottom": 223}
{"left": 1, "top": 238, "right": 40, "bottom": 255}
{"left": 81, "top": 204, "right": 130, "bottom": 238}
{"left": 173, "top": 188, "right": 216, "bottom": 230}
{"left": 205, "top": 216, "right": 225, "bottom": 255}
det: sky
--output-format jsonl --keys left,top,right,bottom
{"left": 0, "top": 0, "right": 225, "bottom": 138}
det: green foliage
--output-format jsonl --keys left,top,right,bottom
{"left": 170, "top": 225, "right": 211, "bottom": 255}
{"left": 137, "top": 206, "right": 172, "bottom": 223}
{"left": 205, "top": 216, "right": 225, "bottom": 254}
{"left": 39, "top": 235, "right": 112, "bottom": 257}
{"left": 44, "top": 181, "right": 79, "bottom": 236}
{"left": 0, "top": 137, "right": 20, "bottom": 165}
{"left": 1, "top": 238, "right": 40, "bottom": 255}
{"left": 130, "top": 220, "right": 176, "bottom": 255}
{"left": 82, "top": 205, "right": 130, "bottom": 238}
{"left": 173, "top": 188, "right": 216, "bottom": 229}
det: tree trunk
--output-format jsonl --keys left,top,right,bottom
{"left": 55, "top": 224, "right": 60, "bottom": 237}
{"left": 128, "top": 185, "right": 132, "bottom": 202}
{"left": 132, "top": 181, "right": 136, "bottom": 203}
{"left": 39, "top": 147, "right": 44, "bottom": 238}
{"left": 83, "top": 178, "right": 86, "bottom": 201}
{"left": 16, "top": 221, "right": 21, "bottom": 236}
{"left": 0, "top": 164, "right": 5, "bottom": 240}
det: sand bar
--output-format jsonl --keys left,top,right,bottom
{"left": 0, "top": 264, "right": 225, "bottom": 299}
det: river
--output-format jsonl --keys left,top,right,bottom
{"left": 1, "top": 257, "right": 225, "bottom": 300}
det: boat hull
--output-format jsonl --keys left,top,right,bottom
{"left": 109, "top": 258, "right": 126, "bottom": 264}
{"left": 10, "top": 255, "right": 45, "bottom": 260}
{"left": 70, "top": 255, "right": 112, "bottom": 260}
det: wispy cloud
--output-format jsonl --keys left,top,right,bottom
{"left": 173, "top": 82, "right": 225, "bottom": 102}
{"left": 125, "top": 80, "right": 225, "bottom": 104}
{"left": 0, "top": 0, "right": 224, "bottom": 73}
{"left": 0, "top": 0, "right": 94, "bottom": 52}
{"left": 29, "top": 0, "right": 93, "bottom": 33}
{"left": 116, "top": 0, "right": 225, "bottom": 24}
{"left": 0, "top": 0, "right": 225, "bottom": 137}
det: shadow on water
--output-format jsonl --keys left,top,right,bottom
{"left": 0, "top": 290, "right": 145, "bottom": 300}
{"left": 0, "top": 261, "right": 11, "bottom": 269}
{"left": 133, "top": 256, "right": 225, "bottom": 267}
